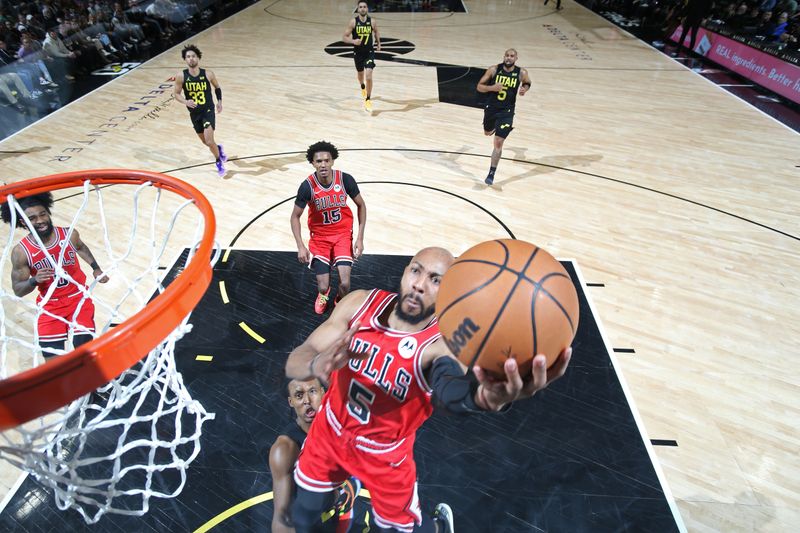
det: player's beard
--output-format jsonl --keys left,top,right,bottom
{"left": 35, "top": 221, "right": 54, "bottom": 241}
{"left": 395, "top": 290, "right": 435, "bottom": 325}
{"left": 504, "top": 59, "right": 515, "bottom": 68}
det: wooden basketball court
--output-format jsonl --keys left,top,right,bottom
{"left": 0, "top": 1, "right": 798, "bottom": 531}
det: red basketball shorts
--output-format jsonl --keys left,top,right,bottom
{"left": 294, "top": 403, "right": 423, "bottom": 533}
{"left": 37, "top": 292, "right": 96, "bottom": 343}
{"left": 309, "top": 231, "right": 353, "bottom": 269}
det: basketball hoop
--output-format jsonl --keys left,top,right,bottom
{"left": 0, "top": 169, "right": 218, "bottom": 523}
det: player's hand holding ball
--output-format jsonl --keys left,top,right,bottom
{"left": 436, "top": 239, "right": 579, "bottom": 391}
{"left": 474, "top": 348, "right": 572, "bottom": 411}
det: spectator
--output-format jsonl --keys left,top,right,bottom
{"left": 729, "top": 2, "right": 751, "bottom": 27}
{"left": 17, "top": 33, "right": 59, "bottom": 88}
{"left": 42, "top": 28, "right": 77, "bottom": 81}
{"left": 0, "top": 37, "right": 39, "bottom": 94}
{"left": 743, "top": 4, "right": 764, "bottom": 29}
{"left": 111, "top": 2, "right": 148, "bottom": 45}
{"left": 756, "top": 9, "right": 775, "bottom": 34}
{"left": 769, "top": 10, "right": 795, "bottom": 39}
{"left": 0, "top": 70, "right": 38, "bottom": 114}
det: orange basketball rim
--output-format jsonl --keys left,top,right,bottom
{"left": 0, "top": 169, "right": 216, "bottom": 430}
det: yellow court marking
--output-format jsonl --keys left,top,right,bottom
{"left": 219, "top": 280, "right": 229, "bottom": 304}
{"left": 239, "top": 322, "right": 266, "bottom": 344}
{"left": 193, "top": 488, "right": 372, "bottom": 532}
{"left": 193, "top": 491, "right": 273, "bottom": 533}
{"left": 195, "top": 355, "right": 213, "bottom": 362}
{"left": 222, "top": 248, "right": 231, "bottom": 263}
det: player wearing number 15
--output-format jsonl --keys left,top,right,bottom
{"left": 477, "top": 48, "right": 532, "bottom": 186}
{"left": 172, "top": 44, "right": 227, "bottom": 177}
{"left": 291, "top": 141, "right": 367, "bottom": 315}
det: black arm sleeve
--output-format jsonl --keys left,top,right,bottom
{"left": 294, "top": 181, "right": 312, "bottom": 208}
{"left": 342, "top": 173, "right": 361, "bottom": 199}
{"left": 427, "top": 356, "right": 483, "bottom": 415}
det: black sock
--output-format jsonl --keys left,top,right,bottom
{"left": 216, "top": 158, "right": 220, "bottom": 163}
{"left": 366, "top": 96, "right": 371, "bottom": 100}
{"left": 488, "top": 166, "right": 496, "bottom": 175}
{"left": 361, "top": 83, "right": 366, "bottom": 89}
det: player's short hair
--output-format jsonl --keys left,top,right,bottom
{"left": 357, "top": 1, "right": 369, "bottom": 7}
{"left": 505, "top": 48, "right": 518, "bottom": 55}
{"left": 181, "top": 44, "right": 202, "bottom": 60}
{"left": 1, "top": 192, "right": 54, "bottom": 225}
{"left": 306, "top": 141, "right": 339, "bottom": 164}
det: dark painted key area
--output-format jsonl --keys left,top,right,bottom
{"left": 0, "top": 251, "right": 681, "bottom": 532}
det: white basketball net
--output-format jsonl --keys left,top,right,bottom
{"left": 0, "top": 179, "right": 217, "bottom": 524}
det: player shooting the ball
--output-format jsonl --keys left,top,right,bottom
{"left": 285, "top": 246, "right": 572, "bottom": 533}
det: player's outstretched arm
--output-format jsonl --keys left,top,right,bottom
{"left": 373, "top": 19, "right": 381, "bottom": 50}
{"left": 269, "top": 436, "right": 300, "bottom": 533}
{"left": 285, "top": 291, "right": 370, "bottom": 383}
{"left": 423, "top": 341, "right": 572, "bottom": 413}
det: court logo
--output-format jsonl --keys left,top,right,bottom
{"left": 325, "top": 37, "right": 415, "bottom": 61}
{"left": 398, "top": 337, "right": 417, "bottom": 359}
{"left": 91, "top": 62, "right": 141, "bottom": 77}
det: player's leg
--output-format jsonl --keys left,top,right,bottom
{"left": 359, "top": 449, "right": 455, "bottom": 533}
{"left": 312, "top": 262, "right": 332, "bottom": 315}
{"left": 354, "top": 55, "right": 366, "bottom": 98}
{"left": 293, "top": 411, "right": 350, "bottom": 532}
{"left": 37, "top": 311, "right": 68, "bottom": 356}
{"left": 292, "top": 487, "right": 338, "bottom": 533}
{"left": 203, "top": 126, "right": 220, "bottom": 158}
{"left": 366, "top": 505, "right": 452, "bottom": 533}
{"left": 363, "top": 53, "right": 375, "bottom": 111}
{"left": 334, "top": 264, "right": 352, "bottom": 303}
{"left": 332, "top": 234, "right": 354, "bottom": 303}
{"left": 39, "top": 340, "right": 66, "bottom": 355}
{"left": 485, "top": 112, "right": 513, "bottom": 185}
{"left": 485, "top": 134, "right": 506, "bottom": 185}
{"left": 365, "top": 68, "right": 373, "bottom": 94}
{"left": 203, "top": 123, "right": 224, "bottom": 176}
{"left": 69, "top": 296, "right": 96, "bottom": 349}
{"left": 482, "top": 107, "right": 496, "bottom": 137}
{"left": 364, "top": 67, "right": 374, "bottom": 110}
{"left": 309, "top": 235, "right": 335, "bottom": 312}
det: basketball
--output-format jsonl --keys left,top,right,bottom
{"left": 436, "top": 239, "right": 579, "bottom": 379}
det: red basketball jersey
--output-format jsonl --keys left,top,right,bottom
{"left": 305, "top": 170, "right": 354, "bottom": 237}
{"left": 18, "top": 227, "right": 88, "bottom": 303}
{"left": 325, "top": 289, "right": 440, "bottom": 444}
